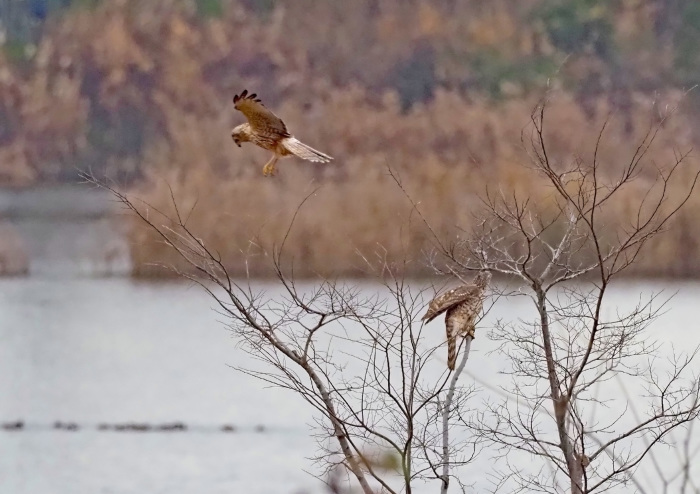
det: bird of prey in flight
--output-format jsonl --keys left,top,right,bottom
{"left": 231, "top": 90, "right": 333, "bottom": 176}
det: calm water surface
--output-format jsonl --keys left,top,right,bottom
{"left": 1, "top": 277, "right": 699, "bottom": 493}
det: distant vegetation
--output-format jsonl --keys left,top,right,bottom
{"left": 1, "top": 0, "right": 699, "bottom": 277}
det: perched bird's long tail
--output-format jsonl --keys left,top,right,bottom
{"left": 282, "top": 137, "right": 333, "bottom": 163}
{"left": 446, "top": 317, "right": 457, "bottom": 371}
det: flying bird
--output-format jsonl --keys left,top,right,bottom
{"left": 422, "top": 271, "right": 491, "bottom": 370}
{"left": 231, "top": 90, "right": 333, "bottom": 176}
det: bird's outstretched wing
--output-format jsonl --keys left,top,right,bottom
{"left": 233, "top": 89, "right": 289, "bottom": 138}
{"left": 422, "top": 284, "right": 480, "bottom": 323}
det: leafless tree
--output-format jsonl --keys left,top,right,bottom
{"left": 85, "top": 95, "right": 700, "bottom": 494}
{"left": 83, "top": 176, "right": 493, "bottom": 494}
{"left": 395, "top": 97, "right": 700, "bottom": 493}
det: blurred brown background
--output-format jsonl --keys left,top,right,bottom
{"left": 1, "top": 0, "right": 699, "bottom": 277}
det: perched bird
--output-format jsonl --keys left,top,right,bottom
{"left": 422, "top": 271, "right": 491, "bottom": 370}
{"left": 231, "top": 90, "right": 333, "bottom": 176}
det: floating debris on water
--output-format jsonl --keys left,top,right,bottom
{"left": 158, "top": 422, "right": 187, "bottom": 432}
{"left": 2, "top": 421, "right": 24, "bottom": 431}
{"left": 53, "top": 421, "right": 79, "bottom": 431}
{"left": 0, "top": 421, "right": 278, "bottom": 433}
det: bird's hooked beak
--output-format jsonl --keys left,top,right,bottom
{"left": 231, "top": 134, "right": 241, "bottom": 148}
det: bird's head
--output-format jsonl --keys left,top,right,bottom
{"left": 231, "top": 124, "right": 250, "bottom": 148}
{"left": 474, "top": 269, "right": 492, "bottom": 288}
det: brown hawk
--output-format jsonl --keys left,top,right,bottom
{"left": 422, "top": 271, "right": 491, "bottom": 370}
{"left": 231, "top": 90, "right": 333, "bottom": 176}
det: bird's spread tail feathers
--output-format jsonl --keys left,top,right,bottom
{"left": 282, "top": 137, "right": 333, "bottom": 163}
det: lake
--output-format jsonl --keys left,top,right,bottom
{"left": 1, "top": 276, "right": 699, "bottom": 493}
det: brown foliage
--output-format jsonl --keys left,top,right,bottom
{"left": 1, "top": 1, "right": 698, "bottom": 277}
{"left": 0, "top": 0, "right": 691, "bottom": 182}
{"left": 128, "top": 89, "right": 699, "bottom": 278}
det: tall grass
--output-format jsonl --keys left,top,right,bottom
{"left": 128, "top": 90, "right": 699, "bottom": 278}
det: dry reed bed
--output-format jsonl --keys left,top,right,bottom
{"left": 127, "top": 91, "right": 700, "bottom": 278}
